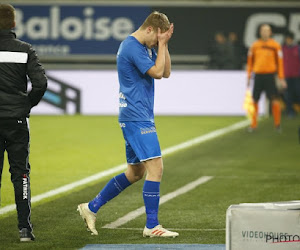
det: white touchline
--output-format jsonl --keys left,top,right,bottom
{"left": 102, "top": 176, "right": 214, "bottom": 229}
{"left": 0, "top": 119, "right": 249, "bottom": 216}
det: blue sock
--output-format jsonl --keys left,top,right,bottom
{"left": 143, "top": 180, "right": 160, "bottom": 229}
{"left": 88, "top": 173, "right": 131, "bottom": 213}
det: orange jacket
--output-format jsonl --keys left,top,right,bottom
{"left": 247, "top": 38, "right": 284, "bottom": 79}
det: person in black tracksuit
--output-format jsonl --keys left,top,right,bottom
{"left": 0, "top": 4, "right": 47, "bottom": 241}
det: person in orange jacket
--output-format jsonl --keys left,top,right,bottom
{"left": 247, "top": 24, "right": 287, "bottom": 131}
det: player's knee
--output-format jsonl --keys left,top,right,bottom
{"left": 143, "top": 157, "right": 164, "bottom": 181}
{"left": 155, "top": 171, "right": 163, "bottom": 181}
{"left": 148, "top": 165, "right": 163, "bottom": 180}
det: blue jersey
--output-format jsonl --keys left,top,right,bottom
{"left": 117, "top": 36, "right": 157, "bottom": 122}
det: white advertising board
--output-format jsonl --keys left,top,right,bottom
{"left": 31, "top": 70, "right": 266, "bottom": 116}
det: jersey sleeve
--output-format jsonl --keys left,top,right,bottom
{"left": 276, "top": 43, "right": 285, "bottom": 79}
{"left": 131, "top": 45, "right": 155, "bottom": 75}
{"left": 26, "top": 45, "right": 48, "bottom": 107}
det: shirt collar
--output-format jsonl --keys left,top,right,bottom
{"left": 0, "top": 29, "right": 17, "bottom": 38}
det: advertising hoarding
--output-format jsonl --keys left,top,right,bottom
{"left": 31, "top": 70, "right": 266, "bottom": 116}
{"left": 12, "top": 3, "right": 300, "bottom": 61}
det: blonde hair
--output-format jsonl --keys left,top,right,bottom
{"left": 0, "top": 4, "right": 15, "bottom": 29}
{"left": 140, "top": 11, "right": 170, "bottom": 32}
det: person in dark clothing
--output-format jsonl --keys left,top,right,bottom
{"left": 0, "top": 4, "right": 47, "bottom": 242}
{"left": 228, "top": 32, "right": 247, "bottom": 70}
{"left": 209, "top": 31, "right": 235, "bottom": 70}
{"left": 282, "top": 32, "right": 300, "bottom": 117}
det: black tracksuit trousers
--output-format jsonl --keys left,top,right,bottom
{"left": 0, "top": 118, "right": 32, "bottom": 231}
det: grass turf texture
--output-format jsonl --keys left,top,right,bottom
{"left": 0, "top": 115, "right": 299, "bottom": 249}
{"left": 0, "top": 115, "right": 243, "bottom": 207}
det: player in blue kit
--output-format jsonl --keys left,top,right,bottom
{"left": 78, "top": 11, "right": 178, "bottom": 238}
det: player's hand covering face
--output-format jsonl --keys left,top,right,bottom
{"left": 157, "top": 23, "right": 174, "bottom": 45}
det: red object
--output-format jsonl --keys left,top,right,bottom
{"left": 282, "top": 45, "right": 300, "bottom": 78}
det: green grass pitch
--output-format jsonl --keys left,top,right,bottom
{"left": 0, "top": 115, "right": 299, "bottom": 249}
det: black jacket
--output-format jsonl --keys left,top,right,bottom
{"left": 0, "top": 29, "right": 47, "bottom": 118}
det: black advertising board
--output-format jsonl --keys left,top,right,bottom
{"left": 154, "top": 4, "right": 300, "bottom": 55}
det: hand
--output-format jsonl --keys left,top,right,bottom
{"left": 157, "top": 23, "right": 174, "bottom": 45}
{"left": 247, "top": 78, "right": 251, "bottom": 88}
{"left": 279, "top": 79, "right": 287, "bottom": 89}
{"left": 167, "top": 23, "right": 174, "bottom": 39}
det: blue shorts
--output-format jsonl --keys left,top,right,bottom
{"left": 120, "top": 121, "right": 162, "bottom": 164}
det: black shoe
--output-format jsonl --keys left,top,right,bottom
{"left": 19, "top": 228, "right": 35, "bottom": 242}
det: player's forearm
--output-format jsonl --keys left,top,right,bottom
{"left": 163, "top": 45, "right": 171, "bottom": 78}
{"left": 277, "top": 51, "right": 285, "bottom": 79}
{"left": 153, "top": 43, "right": 166, "bottom": 79}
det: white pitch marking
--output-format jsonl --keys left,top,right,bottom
{"left": 0, "top": 120, "right": 249, "bottom": 216}
{"left": 102, "top": 176, "right": 214, "bottom": 229}
{"left": 161, "top": 119, "right": 249, "bottom": 156}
